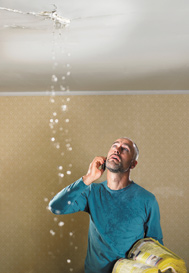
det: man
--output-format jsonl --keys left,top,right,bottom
{"left": 49, "top": 137, "right": 163, "bottom": 273}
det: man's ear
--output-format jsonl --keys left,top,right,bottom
{"left": 130, "top": 160, "right": 137, "bottom": 169}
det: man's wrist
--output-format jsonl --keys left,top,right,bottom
{"left": 82, "top": 174, "right": 93, "bottom": 185}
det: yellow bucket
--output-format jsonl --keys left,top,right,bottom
{"left": 127, "top": 238, "right": 187, "bottom": 273}
{"left": 112, "top": 258, "right": 160, "bottom": 273}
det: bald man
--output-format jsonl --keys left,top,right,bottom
{"left": 49, "top": 137, "right": 163, "bottom": 273}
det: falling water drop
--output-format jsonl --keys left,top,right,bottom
{"left": 52, "top": 74, "right": 58, "bottom": 82}
{"left": 67, "top": 71, "right": 71, "bottom": 76}
{"left": 50, "top": 230, "right": 56, "bottom": 236}
{"left": 55, "top": 118, "right": 59, "bottom": 123}
{"left": 67, "top": 171, "right": 71, "bottom": 175}
{"left": 53, "top": 112, "right": 57, "bottom": 116}
{"left": 58, "top": 166, "right": 63, "bottom": 170}
{"left": 50, "top": 97, "right": 55, "bottom": 103}
{"left": 44, "top": 197, "right": 48, "bottom": 202}
{"left": 55, "top": 143, "right": 60, "bottom": 149}
{"left": 61, "top": 104, "right": 67, "bottom": 111}
{"left": 67, "top": 259, "right": 71, "bottom": 263}
{"left": 65, "top": 119, "right": 69, "bottom": 123}
{"left": 58, "top": 221, "right": 64, "bottom": 227}
{"left": 60, "top": 85, "right": 66, "bottom": 91}
{"left": 51, "top": 137, "right": 55, "bottom": 142}
{"left": 58, "top": 173, "right": 64, "bottom": 178}
{"left": 67, "top": 201, "right": 71, "bottom": 205}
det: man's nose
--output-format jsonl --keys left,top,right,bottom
{"left": 114, "top": 148, "right": 120, "bottom": 154}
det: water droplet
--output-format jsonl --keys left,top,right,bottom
{"left": 61, "top": 104, "right": 67, "bottom": 111}
{"left": 54, "top": 217, "right": 58, "bottom": 222}
{"left": 67, "top": 259, "right": 71, "bottom": 263}
{"left": 50, "top": 97, "right": 55, "bottom": 103}
{"left": 55, "top": 143, "right": 60, "bottom": 149}
{"left": 55, "top": 119, "right": 59, "bottom": 123}
{"left": 52, "top": 74, "right": 58, "bottom": 82}
{"left": 68, "top": 201, "right": 71, "bottom": 205}
{"left": 58, "top": 166, "right": 63, "bottom": 170}
{"left": 53, "top": 112, "right": 57, "bottom": 116}
{"left": 67, "top": 171, "right": 71, "bottom": 175}
{"left": 60, "top": 85, "right": 66, "bottom": 91}
{"left": 51, "top": 137, "right": 55, "bottom": 142}
{"left": 62, "top": 76, "right": 66, "bottom": 80}
{"left": 67, "top": 71, "right": 71, "bottom": 76}
{"left": 67, "top": 188, "right": 70, "bottom": 192}
{"left": 58, "top": 173, "right": 64, "bottom": 178}
{"left": 65, "top": 119, "right": 69, "bottom": 123}
{"left": 55, "top": 210, "right": 61, "bottom": 214}
{"left": 69, "top": 232, "right": 73, "bottom": 236}
{"left": 58, "top": 221, "right": 64, "bottom": 227}
{"left": 67, "top": 98, "right": 71, "bottom": 102}
{"left": 68, "top": 147, "right": 72, "bottom": 151}
{"left": 69, "top": 164, "right": 72, "bottom": 168}
{"left": 44, "top": 198, "right": 48, "bottom": 202}
{"left": 50, "top": 230, "right": 56, "bottom": 236}
{"left": 66, "top": 143, "right": 70, "bottom": 147}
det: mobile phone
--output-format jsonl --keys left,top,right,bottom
{"left": 101, "top": 160, "right": 106, "bottom": 171}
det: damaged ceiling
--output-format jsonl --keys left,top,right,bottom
{"left": 0, "top": 0, "right": 189, "bottom": 95}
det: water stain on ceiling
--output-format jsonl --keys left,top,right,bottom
{"left": 0, "top": 0, "right": 189, "bottom": 94}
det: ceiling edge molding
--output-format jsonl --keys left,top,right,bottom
{"left": 0, "top": 90, "right": 189, "bottom": 96}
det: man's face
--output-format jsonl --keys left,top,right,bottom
{"left": 106, "top": 138, "right": 136, "bottom": 173}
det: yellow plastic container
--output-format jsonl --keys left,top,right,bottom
{"left": 112, "top": 258, "right": 160, "bottom": 273}
{"left": 127, "top": 238, "right": 187, "bottom": 273}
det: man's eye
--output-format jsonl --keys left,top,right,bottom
{"left": 123, "top": 147, "right": 129, "bottom": 152}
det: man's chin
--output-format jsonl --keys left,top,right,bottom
{"left": 106, "top": 166, "right": 120, "bottom": 173}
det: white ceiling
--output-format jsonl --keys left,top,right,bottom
{"left": 0, "top": 0, "right": 189, "bottom": 94}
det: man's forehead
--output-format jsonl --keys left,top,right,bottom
{"left": 113, "top": 138, "right": 134, "bottom": 146}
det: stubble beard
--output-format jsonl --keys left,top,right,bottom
{"left": 106, "top": 159, "right": 125, "bottom": 173}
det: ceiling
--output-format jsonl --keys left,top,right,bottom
{"left": 0, "top": 0, "right": 189, "bottom": 95}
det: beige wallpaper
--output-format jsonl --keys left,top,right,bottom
{"left": 1, "top": 94, "right": 188, "bottom": 273}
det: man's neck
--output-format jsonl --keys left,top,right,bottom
{"left": 106, "top": 171, "right": 131, "bottom": 190}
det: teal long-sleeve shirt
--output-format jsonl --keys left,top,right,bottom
{"left": 49, "top": 178, "right": 163, "bottom": 273}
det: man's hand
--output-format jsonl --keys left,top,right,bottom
{"left": 83, "top": 156, "right": 106, "bottom": 185}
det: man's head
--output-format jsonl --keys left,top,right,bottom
{"left": 106, "top": 137, "right": 139, "bottom": 173}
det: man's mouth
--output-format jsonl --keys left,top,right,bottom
{"left": 109, "top": 154, "right": 121, "bottom": 163}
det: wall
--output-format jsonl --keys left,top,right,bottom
{"left": 1, "top": 94, "right": 188, "bottom": 273}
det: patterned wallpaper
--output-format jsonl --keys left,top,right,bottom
{"left": 0, "top": 94, "right": 188, "bottom": 273}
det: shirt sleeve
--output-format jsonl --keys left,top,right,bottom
{"left": 144, "top": 196, "right": 163, "bottom": 245}
{"left": 48, "top": 177, "right": 90, "bottom": 215}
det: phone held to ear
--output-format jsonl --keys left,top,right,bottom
{"left": 101, "top": 159, "right": 106, "bottom": 171}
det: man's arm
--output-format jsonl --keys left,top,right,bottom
{"left": 49, "top": 156, "right": 106, "bottom": 215}
{"left": 48, "top": 178, "right": 90, "bottom": 214}
{"left": 144, "top": 196, "right": 164, "bottom": 245}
